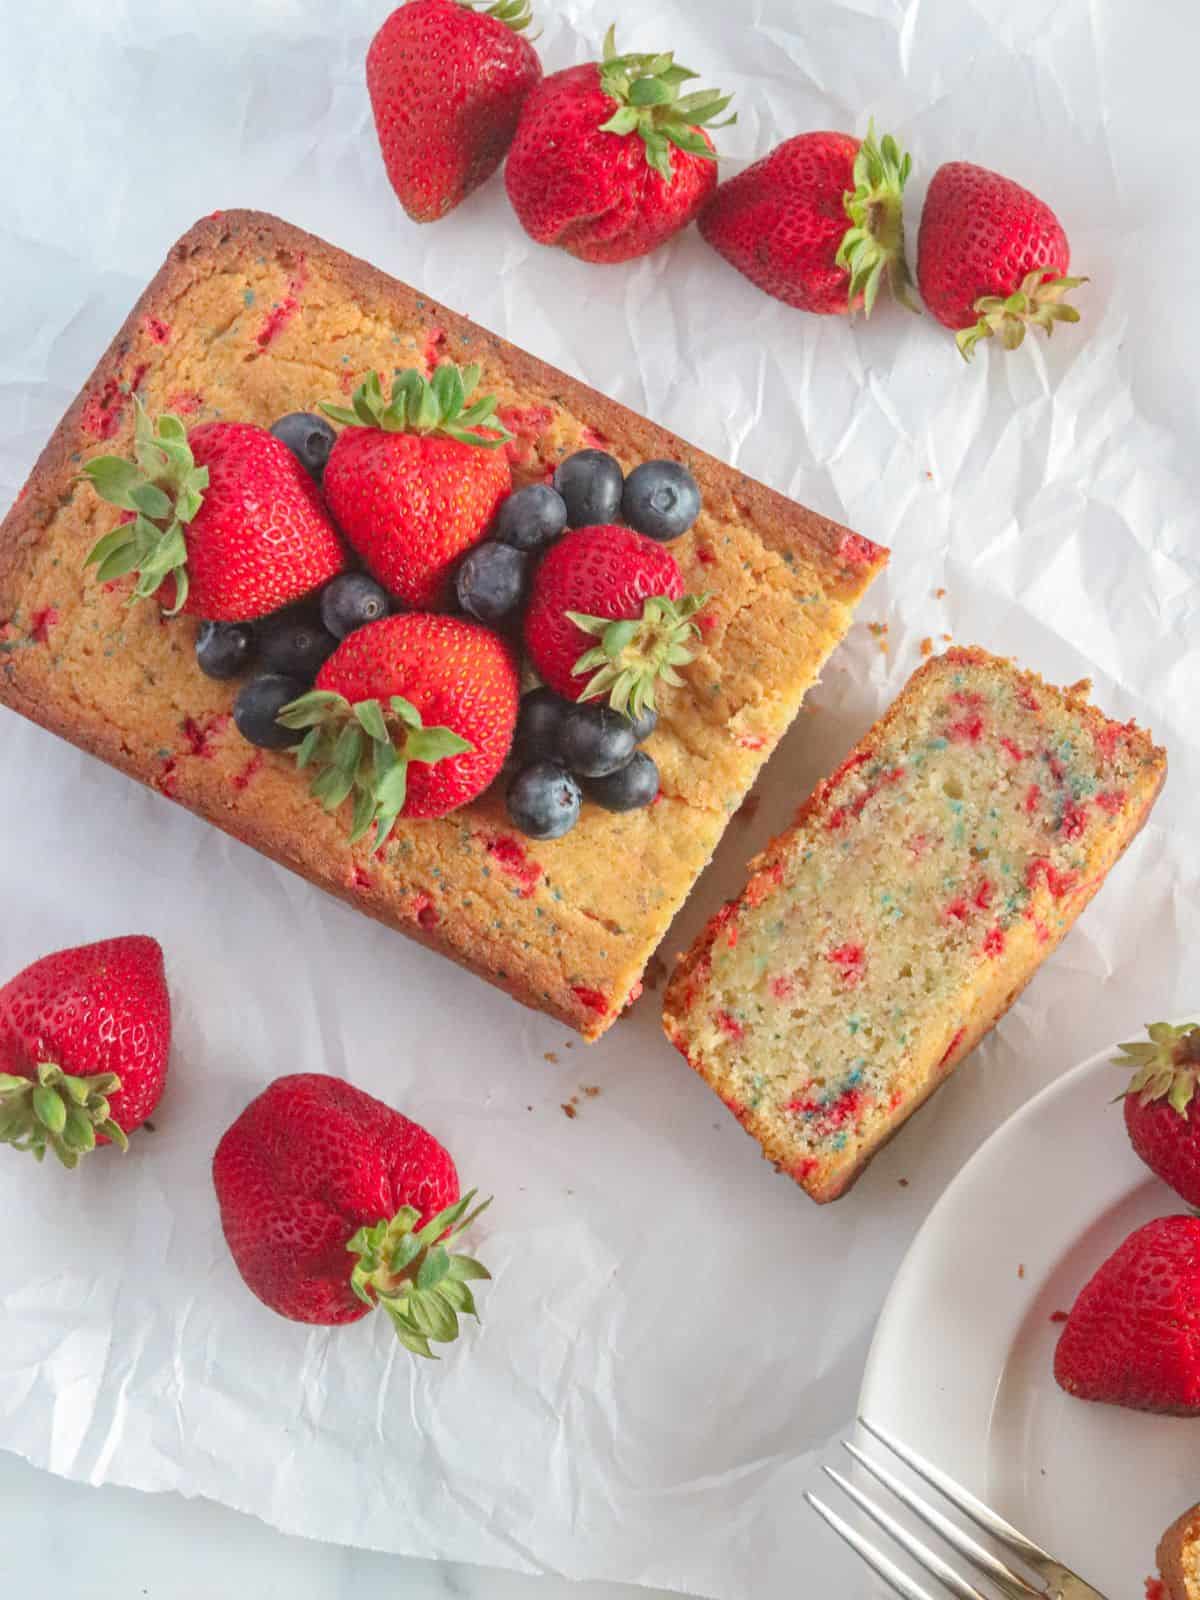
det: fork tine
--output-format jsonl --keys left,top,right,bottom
{"left": 843, "top": 1441, "right": 1043, "bottom": 1600}
{"left": 805, "top": 1491, "right": 942, "bottom": 1600}
{"left": 823, "top": 1467, "right": 990, "bottom": 1600}
{"left": 859, "top": 1418, "right": 1053, "bottom": 1572}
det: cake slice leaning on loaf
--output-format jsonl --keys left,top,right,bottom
{"left": 1159, "top": 1503, "right": 1200, "bottom": 1600}
{"left": 663, "top": 647, "right": 1167, "bottom": 1202}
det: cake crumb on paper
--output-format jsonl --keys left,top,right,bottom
{"left": 562, "top": 1103, "right": 577, "bottom": 1119}
{"left": 919, "top": 637, "right": 934, "bottom": 659}
{"left": 544, "top": 1051, "right": 559, "bottom": 1065}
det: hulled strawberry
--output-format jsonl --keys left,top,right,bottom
{"left": 1054, "top": 1214, "right": 1200, "bottom": 1416}
{"left": 699, "top": 125, "right": 915, "bottom": 315}
{"left": 917, "top": 161, "right": 1086, "bottom": 359}
{"left": 213, "top": 1072, "right": 490, "bottom": 1357}
{"left": 523, "top": 523, "right": 707, "bottom": 716}
{"left": 278, "top": 612, "right": 519, "bottom": 846}
{"left": 368, "top": 0, "right": 542, "bottom": 223}
{"left": 1115, "top": 1021, "right": 1200, "bottom": 1209}
{"left": 322, "top": 365, "right": 512, "bottom": 608}
{"left": 504, "top": 26, "right": 734, "bottom": 264}
{"left": 0, "top": 936, "right": 171, "bottom": 1168}
{"left": 83, "top": 404, "right": 347, "bottom": 620}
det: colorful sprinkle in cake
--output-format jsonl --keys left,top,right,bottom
{"left": 663, "top": 648, "right": 1166, "bottom": 1201}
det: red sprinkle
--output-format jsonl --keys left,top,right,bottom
{"left": 500, "top": 403, "right": 554, "bottom": 469}
{"left": 572, "top": 985, "right": 609, "bottom": 1016}
{"left": 907, "top": 832, "right": 932, "bottom": 859}
{"left": 787, "top": 1085, "right": 865, "bottom": 1137}
{"left": 255, "top": 260, "right": 308, "bottom": 348}
{"left": 1059, "top": 801, "right": 1089, "bottom": 841}
{"left": 1016, "top": 685, "right": 1040, "bottom": 713}
{"left": 351, "top": 866, "right": 373, "bottom": 892}
{"left": 736, "top": 733, "right": 766, "bottom": 751}
{"left": 30, "top": 606, "right": 59, "bottom": 644}
{"left": 157, "top": 758, "right": 178, "bottom": 798}
{"left": 696, "top": 545, "right": 717, "bottom": 567}
{"left": 1049, "top": 1310, "right": 1069, "bottom": 1324}
{"left": 827, "top": 942, "right": 866, "bottom": 985}
{"left": 580, "top": 425, "right": 609, "bottom": 450}
{"left": 770, "top": 974, "right": 795, "bottom": 1001}
{"left": 1023, "top": 783, "right": 1042, "bottom": 814}
{"left": 982, "top": 926, "right": 1005, "bottom": 958}
{"left": 81, "top": 377, "right": 127, "bottom": 440}
{"left": 836, "top": 531, "right": 880, "bottom": 566}
{"left": 794, "top": 1157, "right": 820, "bottom": 1183}
{"left": 744, "top": 861, "right": 784, "bottom": 908}
{"left": 938, "top": 1027, "right": 966, "bottom": 1067}
{"left": 624, "top": 979, "right": 644, "bottom": 1010}
{"left": 999, "top": 737, "right": 1027, "bottom": 762}
{"left": 1045, "top": 751, "right": 1067, "bottom": 785}
{"left": 715, "top": 1009, "right": 746, "bottom": 1041}
{"left": 231, "top": 751, "right": 263, "bottom": 792}
{"left": 168, "top": 390, "right": 204, "bottom": 415}
{"left": 421, "top": 325, "right": 447, "bottom": 373}
{"left": 1026, "top": 857, "right": 1078, "bottom": 900}
{"left": 826, "top": 764, "right": 905, "bottom": 831}
{"left": 695, "top": 611, "right": 717, "bottom": 635}
{"left": 947, "top": 712, "right": 985, "bottom": 743}
{"left": 144, "top": 316, "right": 171, "bottom": 344}
{"left": 485, "top": 833, "right": 543, "bottom": 898}
{"left": 181, "top": 713, "right": 230, "bottom": 759}
{"left": 1095, "top": 789, "right": 1126, "bottom": 815}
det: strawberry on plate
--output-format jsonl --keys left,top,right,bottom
{"left": 523, "top": 523, "right": 707, "bottom": 716}
{"left": 0, "top": 936, "right": 170, "bottom": 1168}
{"left": 322, "top": 364, "right": 512, "bottom": 608}
{"left": 1054, "top": 1214, "right": 1200, "bottom": 1416}
{"left": 213, "top": 1073, "right": 490, "bottom": 1358}
{"left": 368, "top": 0, "right": 542, "bottom": 223}
{"left": 278, "top": 611, "right": 519, "bottom": 846}
{"left": 504, "top": 25, "right": 734, "bottom": 264}
{"left": 699, "top": 124, "right": 915, "bottom": 316}
{"left": 1116, "top": 1021, "right": 1200, "bottom": 1209}
{"left": 83, "top": 403, "right": 346, "bottom": 620}
{"left": 917, "top": 161, "right": 1086, "bottom": 359}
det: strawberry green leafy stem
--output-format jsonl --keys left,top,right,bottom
{"left": 957, "top": 270, "right": 1087, "bottom": 361}
{"left": 277, "top": 689, "right": 474, "bottom": 851}
{"left": 348, "top": 1190, "right": 492, "bottom": 1360}
{"left": 0, "top": 1062, "right": 128, "bottom": 1169}
{"left": 323, "top": 364, "right": 513, "bottom": 449}
{"left": 458, "top": 0, "right": 534, "bottom": 30}
{"left": 81, "top": 401, "right": 208, "bottom": 615}
{"left": 569, "top": 591, "right": 710, "bottom": 719}
{"left": 1115, "top": 1020, "right": 1200, "bottom": 1116}
{"left": 834, "top": 121, "right": 918, "bottom": 317}
{"left": 597, "top": 25, "right": 735, "bottom": 182}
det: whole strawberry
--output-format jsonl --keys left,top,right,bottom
{"left": 322, "top": 365, "right": 512, "bottom": 608}
{"left": 213, "top": 1073, "right": 490, "bottom": 1357}
{"left": 0, "top": 936, "right": 170, "bottom": 1168}
{"left": 700, "top": 125, "right": 915, "bottom": 315}
{"left": 1054, "top": 1215, "right": 1200, "bottom": 1416}
{"left": 368, "top": 0, "right": 542, "bottom": 223}
{"left": 523, "top": 523, "right": 707, "bottom": 716}
{"left": 917, "top": 161, "right": 1086, "bottom": 359}
{"left": 83, "top": 404, "right": 346, "bottom": 620}
{"left": 278, "top": 611, "right": 519, "bottom": 846}
{"left": 1115, "top": 1021, "right": 1200, "bottom": 1208}
{"left": 504, "top": 26, "right": 735, "bottom": 264}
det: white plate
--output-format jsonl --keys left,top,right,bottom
{"left": 858, "top": 1035, "right": 1198, "bottom": 1598}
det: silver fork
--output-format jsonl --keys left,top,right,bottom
{"left": 805, "top": 1416, "right": 1110, "bottom": 1600}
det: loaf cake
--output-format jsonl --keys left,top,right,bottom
{"left": 0, "top": 210, "right": 886, "bottom": 1039}
{"left": 1159, "top": 1504, "right": 1200, "bottom": 1600}
{"left": 663, "top": 647, "right": 1166, "bottom": 1196}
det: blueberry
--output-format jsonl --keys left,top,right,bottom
{"left": 515, "top": 687, "right": 570, "bottom": 762}
{"left": 494, "top": 483, "right": 568, "bottom": 553}
{"left": 585, "top": 750, "right": 660, "bottom": 812}
{"left": 256, "top": 608, "right": 339, "bottom": 682}
{"left": 506, "top": 762, "right": 582, "bottom": 840}
{"left": 621, "top": 459, "right": 701, "bottom": 542}
{"left": 553, "top": 450, "right": 624, "bottom": 528}
{"left": 195, "top": 620, "right": 255, "bottom": 681}
{"left": 628, "top": 705, "right": 658, "bottom": 744}
{"left": 558, "top": 702, "right": 637, "bottom": 778}
{"left": 234, "top": 674, "right": 306, "bottom": 750}
{"left": 455, "top": 541, "right": 528, "bottom": 624}
{"left": 269, "top": 412, "right": 337, "bottom": 481}
{"left": 320, "top": 572, "right": 389, "bottom": 640}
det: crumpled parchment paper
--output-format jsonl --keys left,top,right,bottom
{"left": 1, "top": 1, "right": 1197, "bottom": 1597}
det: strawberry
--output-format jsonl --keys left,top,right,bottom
{"left": 368, "top": 0, "right": 542, "bottom": 223}
{"left": 1115, "top": 1021, "right": 1200, "bottom": 1209}
{"left": 699, "top": 125, "right": 915, "bottom": 316}
{"left": 278, "top": 611, "right": 519, "bottom": 846}
{"left": 322, "top": 365, "right": 512, "bottom": 608}
{"left": 916, "top": 161, "right": 1086, "bottom": 359}
{"left": 504, "top": 26, "right": 734, "bottom": 264}
{"left": 523, "top": 523, "right": 707, "bottom": 717}
{"left": 1054, "top": 1215, "right": 1200, "bottom": 1416}
{"left": 0, "top": 936, "right": 170, "bottom": 1168}
{"left": 213, "top": 1073, "right": 490, "bottom": 1357}
{"left": 83, "top": 403, "right": 346, "bottom": 620}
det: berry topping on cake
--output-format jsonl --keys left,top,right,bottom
{"left": 235, "top": 674, "right": 309, "bottom": 750}
{"left": 1117, "top": 1021, "right": 1200, "bottom": 1209}
{"left": 196, "top": 620, "right": 256, "bottom": 681}
{"left": 513, "top": 686, "right": 570, "bottom": 763}
{"left": 321, "top": 364, "right": 513, "bottom": 608}
{"left": 506, "top": 760, "right": 582, "bottom": 840}
{"left": 553, "top": 449, "right": 624, "bottom": 528}
{"left": 455, "top": 540, "right": 528, "bottom": 623}
{"left": 494, "top": 482, "right": 568, "bottom": 552}
{"left": 557, "top": 702, "right": 638, "bottom": 778}
{"left": 257, "top": 607, "right": 339, "bottom": 683}
{"left": 269, "top": 411, "right": 337, "bottom": 480}
{"left": 584, "top": 748, "right": 660, "bottom": 811}
{"left": 621, "top": 459, "right": 701, "bottom": 542}
{"left": 320, "top": 572, "right": 391, "bottom": 640}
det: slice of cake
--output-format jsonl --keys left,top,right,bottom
{"left": 0, "top": 210, "right": 886, "bottom": 1040}
{"left": 1159, "top": 1504, "right": 1200, "bottom": 1600}
{"left": 663, "top": 647, "right": 1166, "bottom": 1198}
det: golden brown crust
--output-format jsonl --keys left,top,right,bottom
{"left": 1159, "top": 1503, "right": 1200, "bottom": 1600}
{"left": 0, "top": 210, "right": 885, "bottom": 1039}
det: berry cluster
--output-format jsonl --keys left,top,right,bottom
{"left": 507, "top": 688, "right": 660, "bottom": 840}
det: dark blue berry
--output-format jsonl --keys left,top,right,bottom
{"left": 558, "top": 702, "right": 637, "bottom": 778}
{"left": 455, "top": 541, "right": 528, "bottom": 624}
{"left": 515, "top": 687, "right": 570, "bottom": 762}
{"left": 320, "top": 572, "right": 389, "bottom": 640}
{"left": 256, "top": 608, "right": 338, "bottom": 682}
{"left": 621, "top": 459, "right": 701, "bottom": 542}
{"left": 195, "top": 620, "right": 255, "bottom": 681}
{"left": 628, "top": 705, "right": 658, "bottom": 743}
{"left": 269, "top": 412, "right": 336, "bottom": 480}
{"left": 506, "top": 762, "right": 582, "bottom": 840}
{"left": 585, "top": 750, "right": 660, "bottom": 812}
{"left": 494, "top": 483, "right": 568, "bottom": 553}
{"left": 234, "top": 674, "right": 306, "bottom": 750}
{"left": 554, "top": 450, "right": 624, "bottom": 528}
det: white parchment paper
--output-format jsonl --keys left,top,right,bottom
{"left": 1, "top": 2, "right": 1198, "bottom": 1596}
